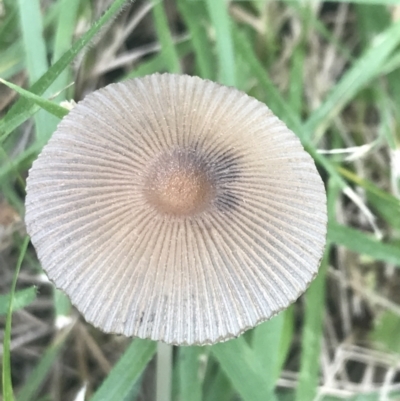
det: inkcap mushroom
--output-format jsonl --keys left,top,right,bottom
{"left": 25, "top": 73, "right": 327, "bottom": 345}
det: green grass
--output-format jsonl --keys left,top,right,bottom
{"left": 205, "top": 0, "right": 235, "bottom": 85}
{"left": 151, "top": 0, "right": 181, "bottom": 73}
{"left": 0, "top": 287, "right": 37, "bottom": 316}
{"left": 212, "top": 337, "right": 279, "bottom": 401}
{"left": 2, "top": 237, "right": 30, "bottom": 401}
{"left": 1, "top": 0, "right": 400, "bottom": 400}
{"left": 178, "top": 347, "right": 203, "bottom": 401}
{"left": 91, "top": 339, "right": 156, "bottom": 401}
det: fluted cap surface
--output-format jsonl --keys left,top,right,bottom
{"left": 25, "top": 74, "right": 327, "bottom": 345}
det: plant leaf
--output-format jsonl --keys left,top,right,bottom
{"left": 212, "top": 336, "right": 278, "bottom": 401}
{"left": 2, "top": 237, "right": 30, "bottom": 401}
{"left": 0, "top": 287, "right": 37, "bottom": 316}
{"left": 0, "top": 78, "right": 68, "bottom": 119}
{"left": 0, "top": 0, "right": 129, "bottom": 144}
{"left": 90, "top": 339, "right": 156, "bottom": 401}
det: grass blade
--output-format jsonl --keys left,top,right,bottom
{"left": 252, "top": 313, "right": 285, "bottom": 383}
{"left": 17, "top": 0, "right": 58, "bottom": 143}
{"left": 204, "top": 369, "right": 233, "bottom": 401}
{"left": 0, "top": 7, "right": 18, "bottom": 48}
{"left": 295, "top": 251, "right": 328, "bottom": 401}
{"left": 16, "top": 0, "right": 47, "bottom": 83}
{"left": 177, "top": 0, "right": 214, "bottom": 80}
{"left": 123, "top": 40, "right": 191, "bottom": 80}
{"left": 0, "top": 78, "right": 68, "bottom": 119}
{"left": 151, "top": 0, "right": 180, "bottom": 73}
{"left": 304, "top": 19, "right": 400, "bottom": 141}
{"left": 0, "top": 0, "right": 129, "bottom": 143}
{"left": 90, "top": 339, "right": 156, "bottom": 401}
{"left": 17, "top": 328, "right": 71, "bottom": 401}
{"left": 205, "top": 0, "right": 235, "bottom": 86}
{"left": 212, "top": 336, "right": 278, "bottom": 401}
{"left": 0, "top": 143, "right": 41, "bottom": 184}
{"left": 338, "top": 166, "right": 400, "bottom": 230}
{"left": 295, "top": 178, "right": 339, "bottom": 401}
{"left": 52, "top": 0, "right": 81, "bottom": 102}
{"left": 233, "top": 29, "right": 300, "bottom": 132}
{"left": 2, "top": 236, "right": 30, "bottom": 401}
{"left": 178, "top": 347, "right": 203, "bottom": 401}
{"left": 0, "top": 287, "right": 37, "bottom": 316}
{"left": 0, "top": 43, "right": 24, "bottom": 81}
{"left": 328, "top": 223, "right": 400, "bottom": 266}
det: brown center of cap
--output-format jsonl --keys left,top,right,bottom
{"left": 144, "top": 149, "right": 215, "bottom": 216}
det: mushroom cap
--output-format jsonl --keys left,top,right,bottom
{"left": 25, "top": 73, "right": 327, "bottom": 345}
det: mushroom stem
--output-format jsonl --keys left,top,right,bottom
{"left": 156, "top": 342, "right": 173, "bottom": 401}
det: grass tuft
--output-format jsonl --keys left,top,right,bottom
{"left": 2, "top": 1, "right": 400, "bottom": 400}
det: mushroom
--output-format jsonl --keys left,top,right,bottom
{"left": 25, "top": 73, "right": 327, "bottom": 345}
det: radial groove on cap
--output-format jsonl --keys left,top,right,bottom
{"left": 25, "top": 73, "right": 327, "bottom": 345}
